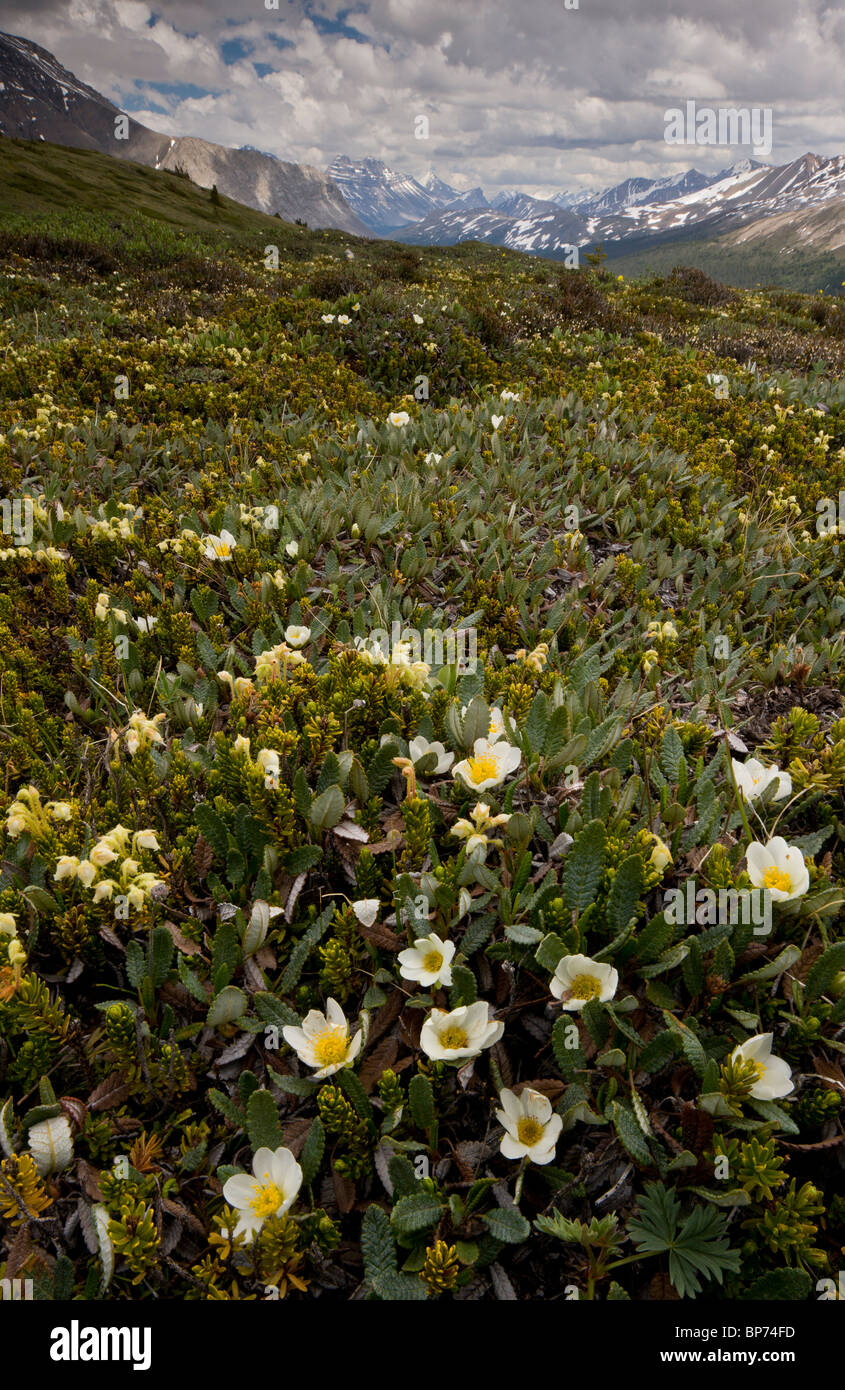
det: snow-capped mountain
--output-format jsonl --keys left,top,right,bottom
{"left": 0, "top": 31, "right": 367, "bottom": 233}
{"left": 392, "top": 153, "right": 845, "bottom": 257}
{"left": 397, "top": 203, "right": 588, "bottom": 255}
{"left": 327, "top": 156, "right": 444, "bottom": 232}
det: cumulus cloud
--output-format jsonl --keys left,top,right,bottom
{"left": 2, "top": 0, "right": 842, "bottom": 195}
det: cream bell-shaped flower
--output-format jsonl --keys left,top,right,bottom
{"left": 282, "top": 997, "right": 364, "bottom": 1079}
{"left": 730, "top": 1032, "right": 794, "bottom": 1100}
{"left": 0, "top": 912, "right": 18, "bottom": 936}
{"left": 649, "top": 834, "right": 673, "bottom": 872}
{"left": 496, "top": 1087, "right": 562, "bottom": 1165}
{"left": 398, "top": 932, "right": 456, "bottom": 988}
{"left": 222, "top": 1146, "right": 303, "bottom": 1243}
{"left": 420, "top": 1002, "right": 504, "bottom": 1062}
{"left": 408, "top": 735, "right": 454, "bottom": 775}
{"left": 257, "top": 748, "right": 281, "bottom": 790}
{"left": 551, "top": 953, "right": 618, "bottom": 1011}
{"left": 732, "top": 757, "right": 792, "bottom": 802}
{"left": 453, "top": 737, "right": 521, "bottom": 793}
{"left": 745, "top": 837, "right": 809, "bottom": 902}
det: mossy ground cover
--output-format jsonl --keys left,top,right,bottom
{"left": 0, "top": 158, "right": 844, "bottom": 1301}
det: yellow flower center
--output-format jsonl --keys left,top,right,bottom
{"left": 516, "top": 1117, "right": 545, "bottom": 1146}
{"left": 312, "top": 1025, "right": 349, "bottom": 1066}
{"left": 569, "top": 973, "right": 602, "bottom": 1000}
{"left": 466, "top": 753, "right": 499, "bottom": 783}
{"left": 762, "top": 866, "right": 791, "bottom": 893}
{"left": 249, "top": 1180, "right": 282, "bottom": 1219}
{"left": 752, "top": 1061, "right": 766, "bottom": 1079}
{"left": 213, "top": 541, "right": 232, "bottom": 558}
{"left": 439, "top": 1026, "right": 469, "bottom": 1050}
{"left": 423, "top": 950, "right": 444, "bottom": 973}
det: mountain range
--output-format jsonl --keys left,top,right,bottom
{"left": 1, "top": 28, "right": 843, "bottom": 271}
{"left": 0, "top": 30, "right": 367, "bottom": 233}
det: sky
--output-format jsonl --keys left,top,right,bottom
{"left": 3, "top": 0, "right": 844, "bottom": 197}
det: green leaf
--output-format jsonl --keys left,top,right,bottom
{"left": 246, "top": 1089, "right": 283, "bottom": 1151}
{"left": 408, "top": 1074, "right": 435, "bottom": 1133}
{"left": 448, "top": 963, "right": 477, "bottom": 1007}
{"left": 300, "top": 1117, "right": 325, "bottom": 1186}
{"left": 280, "top": 903, "right": 334, "bottom": 991}
{"left": 337, "top": 1067, "right": 372, "bottom": 1119}
{"left": 662, "top": 1012, "right": 706, "bottom": 1077}
{"left": 150, "top": 926, "right": 174, "bottom": 988}
{"left": 362, "top": 1204, "right": 398, "bottom": 1287}
{"left": 535, "top": 932, "right": 569, "bottom": 973}
{"left": 253, "top": 992, "right": 299, "bottom": 1028}
{"left": 804, "top": 941, "right": 845, "bottom": 1003}
{"left": 609, "top": 1101, "right": 652, "bottom": 1165}
{"left": 207, "top": 986, "right": 247, "bottom": 1027}
{"left": 638, "top": 1031, "right": 679, "bottom": 1075}
{"left": 125, "top": 939, "right": 146, "bottom": 989}
{"left": 208, "top": 1088, "right": 245, "bottom": 1126}
{"left": 660, "top": 725, "right": 684, "bottom": 783}
{"left": 735, "top": 945, "right": 801, "bottom": 984}
{"left": 390, "top": 1192, "right": 444, "bottom": 1236}
{"left": 367, "top": 742, "right": 399, "bottom": 796}
{"left": 583, "top": 715, "right": 623, "bottom": 769}
{"left": 606, "top": 854, "right": 643, "bottom": 936}
{"left": 633, "top": 912, "right": 673, "bottom": 963}
{"left": 387, "top": 1155, "right": 418, "bottom": 1196}
{"left": 552, "top": 1014, "right": 586, "bottom": 1079}
{"left": 482, "top": 1206, "right": 531, "bottom": 1243}
{"left": 195, "top": 802, "right": 229, "bottom": 858}
{"left": 743, "top": 1269, "right": 812, "bottom": 1300}
{"left": 309, "top": 784, "right": 345, "bottom": 830}
{"left": 280, "top": 844, "right": 323, "bottom": 875}
{"left": 627, "top": 1181, "right": 740, "bottom": 1299}
{"left": 562, "top": 819, "right": 606, "bottom": 913}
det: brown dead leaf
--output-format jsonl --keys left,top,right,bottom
{"left": 367, "top": 829, "right": 404, "bottom": 855}
{"left": 87, "top": 1072, "right": 133, "bottom": 1112}
{"left": 813, "top": 1058, "right": 845, "bottom": 1092}
{"left": 76, "top": 1160, "right": 104, "bottom": 1202}
{"left": 366, "top": 989, "right": 406, "bottom": 1048}
{"left": 333, "top": 1168, "right": 357, "bottom": 1215}
{"left": 358, "top": 921, "right": 403, "bottom": 952}
{"left": 4, "top": 1224, "right": 34, "bottom": 1280}
{"left": 514, "top": 1078, "right": 564, "bottom": 1103}
{"left": 163, "top": 920, "right": 202, "bottom": 955}
{"left": 358, "top": 1036, "right": 399, "bottom": 1093}
{"left": 282, "top": 1117, "right": 313, "bottom": 1158}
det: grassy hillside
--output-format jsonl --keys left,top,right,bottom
{"left": 0, "top": 133, "right": 301, "bottom": 241}
{"left": 0, "top": 139, "right": 844, "bottom": 1305}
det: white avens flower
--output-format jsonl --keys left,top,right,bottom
{"left": 550, "top": 953, "right": 618, "bottom": 1010}
{"left": 285, "top": 540, "right": 299, "bottom": 558}
{"left": 453, "top": 737, "right": 521, "bottom": 792}
{"left": 732, "top": 757, "right": 792, "bottom": 802}
{"left": 284, "top": 625, "right": 311, "bottom": 648}
{"left": 745, "top": 837, "right": 809, "bottom": 902}
{"left": 730, "top": 1032, "right": 794, "bottom": 1100}
{"left": 221, "top": 1146, "right": 303, "bottom": 1242}
{"left": 398, "top": 932, "right": 456, "bottom": 988}
{"left": 408, "top": 736, "right": 454, "bottom": 775}
{"left": 204, "top": 530, "right": 237, "bottom": 561}
{"left": 282, "top": 997, "right": 364, "bottom": 1079}
{"left": 496, "top": 1087, "right": 562, "bottom": 1165}
{"left": 387, "top": 410, "right": 410, "bottom": 427}
{"left": 420, "top": 1002, "right": 503, "bottom": 1062}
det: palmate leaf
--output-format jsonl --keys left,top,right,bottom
{"left": 627, "top": 1181, "right": 740, "bottom": 1298}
